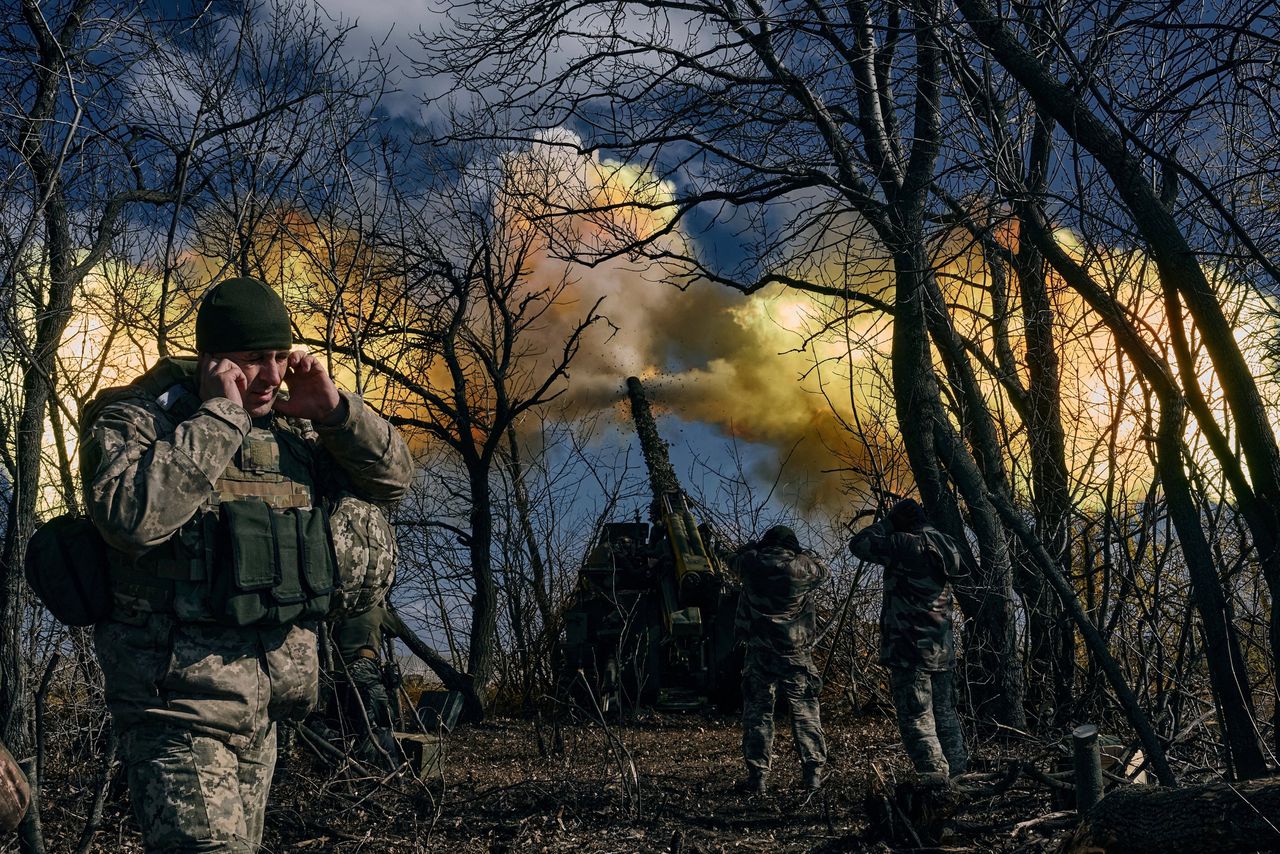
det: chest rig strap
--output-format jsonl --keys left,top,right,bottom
{"left": 211, "top": 427, "right": 313, "bottom": 511}
{"left": 115, "top": 423, "right": 320, "bottom": 621}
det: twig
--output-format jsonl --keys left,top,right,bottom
{"left": 20, "top": 653, "right": 61, "bottom": 854}
{"left": 953, "top": 762, "right": 1022, "bottom": 798}
{"left": 1020, "top": 761, "right": 1075, "bottom": 792}
{"left": 74, "top": 728, "right": 117, "bottom": 854}
{"left": 577, "top": 668, "right": 643, "bottom": 818}
{"left": 34, "top": 654, "right": 59, "bottom": 792}
{"left": 1012, "top": 810, "right": 1076, "bottom": 838}
{"left": 295, "top": 721, "right": 378, "bottom": 780}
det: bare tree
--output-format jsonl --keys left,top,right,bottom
{"left": 952, "top": 0, "right": 1276, "bottom": 773}
{"left": 284, "top": 141, "right": 608, "bottom": 710}
{"left": 0, "top": 3, "right": 388, "bottom": 846}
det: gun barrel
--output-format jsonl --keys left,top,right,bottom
{"left": 626, "top": 376, "right": 683, "bottom": 522}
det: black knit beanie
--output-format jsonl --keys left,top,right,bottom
{"left": 761, "top": 524, "right": 801, "bottom": 551}
{"left": 195, "top": 277, "right": 292, "bottom": 352}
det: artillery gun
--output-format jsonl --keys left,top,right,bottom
{"left": 558, "top": 377, "right": 741, "bottom": 714}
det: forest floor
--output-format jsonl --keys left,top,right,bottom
{"left": 30, "top": 706, "right": 1082, "bottom": 853}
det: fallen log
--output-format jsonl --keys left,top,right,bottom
{"left": 383, "top": 606, "right": 485, "bottom": 722}
{"left": 1062, "top": 775, "right": 1280, "bottom": 853}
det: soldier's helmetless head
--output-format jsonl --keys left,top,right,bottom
{"left": 761, "top": 525, "right": 800, "bottom": 552}
{"left": 889, "top": 498, "right": 926, "bottom": 531}
{"left": 196, "top": 277, "right": 293, "bottom": 417}
{"left": 218, "top": 349, "right": 292, "bottom": 416}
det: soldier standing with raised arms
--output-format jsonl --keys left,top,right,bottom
{"left": 849, "top": 498, "right": 968, "bottom": 784}
{"left": 82, "top": 277, "right": 413, "bottom": 852}
{"left": 733, "top": 524, "right": 830, "bottom": 795}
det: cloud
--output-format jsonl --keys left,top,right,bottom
{"left": 499, "top": 132, "right": 891, "bottom": 511}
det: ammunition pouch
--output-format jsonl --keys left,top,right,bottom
{"left": 209, "top": 500, "right": 337, "bottom": 627}
{"left": 103, "top": 420, "right": 340, "bottom": 626}
{"left": 24, "top": 513, "right": 111, "bottom": 627}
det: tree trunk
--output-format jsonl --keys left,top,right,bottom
{"left": 930, "top": 416, "right": 1025, "bottom": 730}
{"left": 382, "top": 607, "right": 484, "bottom": 723}
{"left": 1151, "top": 401, "right": 1266, "bottom": 779}
{"left": 1014, "top": 119, "right": 1076, "bottom": 721}
{"left": 465, "top": 466, "right": 499, "bottom": 695}
{"left": 923, "top": 271, "right": 1026, "bottom": 730}
{"left": 956, "top": 0, "right": 1280, "bottom": 756}
{"left": 504, "top": 426, "right": 554, "bottom": 630}
{"left": 1063, "top": 777, "right": 1280, "bottom": 854}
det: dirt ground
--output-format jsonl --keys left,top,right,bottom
{"left": 28, "top": 709, "right": 1072, "bottom": 853}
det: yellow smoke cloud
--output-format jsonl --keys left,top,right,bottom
{"left": 497, "top": 132, "right": 897, "bottom": 511}
{"left": 51, "top": 137, "right": 1278, "bottom": 523}
{"left": 933, "top": 215, "right": 1279, "bottom": 507}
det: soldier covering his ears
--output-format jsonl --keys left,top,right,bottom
{"left": 82, "top": 277, "right": 413, "bottom": 852}
{"left": 849, "top": 498, "right": 968, "bottom": 784}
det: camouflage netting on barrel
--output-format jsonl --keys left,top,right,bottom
{"left": 327, "top": 493, "right": 397, "bottom": 618}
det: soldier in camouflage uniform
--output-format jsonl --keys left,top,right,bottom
{"left": 82, "top": 277, "right": 413, "bottom": 853}
{"left": 849, "top": 499, "right": 967, "bottom": 784}
{"left": 732, "top": 525, "right": 830, "bottom": 795}
{"left": 326, "top": 605, "right": 400, "bottom": 766}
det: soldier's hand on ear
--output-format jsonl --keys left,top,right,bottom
{"left": 275, "top": 350, "right": 345, "bottom": 425}
{"left": 198, "top": 353, "right": 247, "bottom": 409}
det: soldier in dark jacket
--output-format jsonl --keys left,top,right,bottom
{"left": 732, "top": 525, "right": 830, "bottom": 794}
{"left": 850, "top": 499, "right": 967, "bottom": 783}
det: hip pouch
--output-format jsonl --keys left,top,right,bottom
{"left": 211, "top": 499, "right": 337, "bottom": 626}
{"left": 24, "top": 514, "right": 111, "bottom": 626}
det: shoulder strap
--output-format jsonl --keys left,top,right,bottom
{"left": 79, "top": 357, "right": 201, "bottom": 484}
{"left": 81, "top": 357, "right": 199, "bottom": 436}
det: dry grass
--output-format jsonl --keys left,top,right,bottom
{"left": 23, "top": 709, "right": 1074, "bottom": 853}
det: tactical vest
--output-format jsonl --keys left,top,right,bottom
{"left": 96, "top": 362, "right": 336, "bottom": 626}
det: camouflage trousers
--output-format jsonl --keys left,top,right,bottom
{"left": 121, "top": 723, "right": 275, "bottom": 853}
{"left": 96, "top": 614, "right": 318, "bottom": 852}
{"left": 334, "top": 655, "right": 400, "bottom": 767}
{"left": 741, "top": 651, "right": 827, "bottom": 778}
{"left": 888, "top": 666, "right": 967, "bottom": 779}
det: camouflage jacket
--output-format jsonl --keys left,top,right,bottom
{"left": 849, "top": 520, "right": 959, "bottom": 671}
{"left": 81, "top": 358, "right": 413, "bottom": 617}
{"left": 0, "top": 738, "right": 28, "bottom": 833}
{"left": 732, "top": 544, "right": 831, "bottom": 660}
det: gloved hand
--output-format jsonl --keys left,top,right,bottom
{"left": 849, "top": 518, "right": 891, "bottom": 556}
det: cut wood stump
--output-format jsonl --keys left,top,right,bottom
{"left": 1062, "top": 775, "right": 1280, "bottom": 853}
{"left": 865, "top": 767, "right": 966, "bottom": 848}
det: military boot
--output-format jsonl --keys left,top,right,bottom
{"left": 737, "top": 771, "right": 767, "bottom": 796}
{"left": 802, "top": 765, "right": 825, "bottom": 791}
